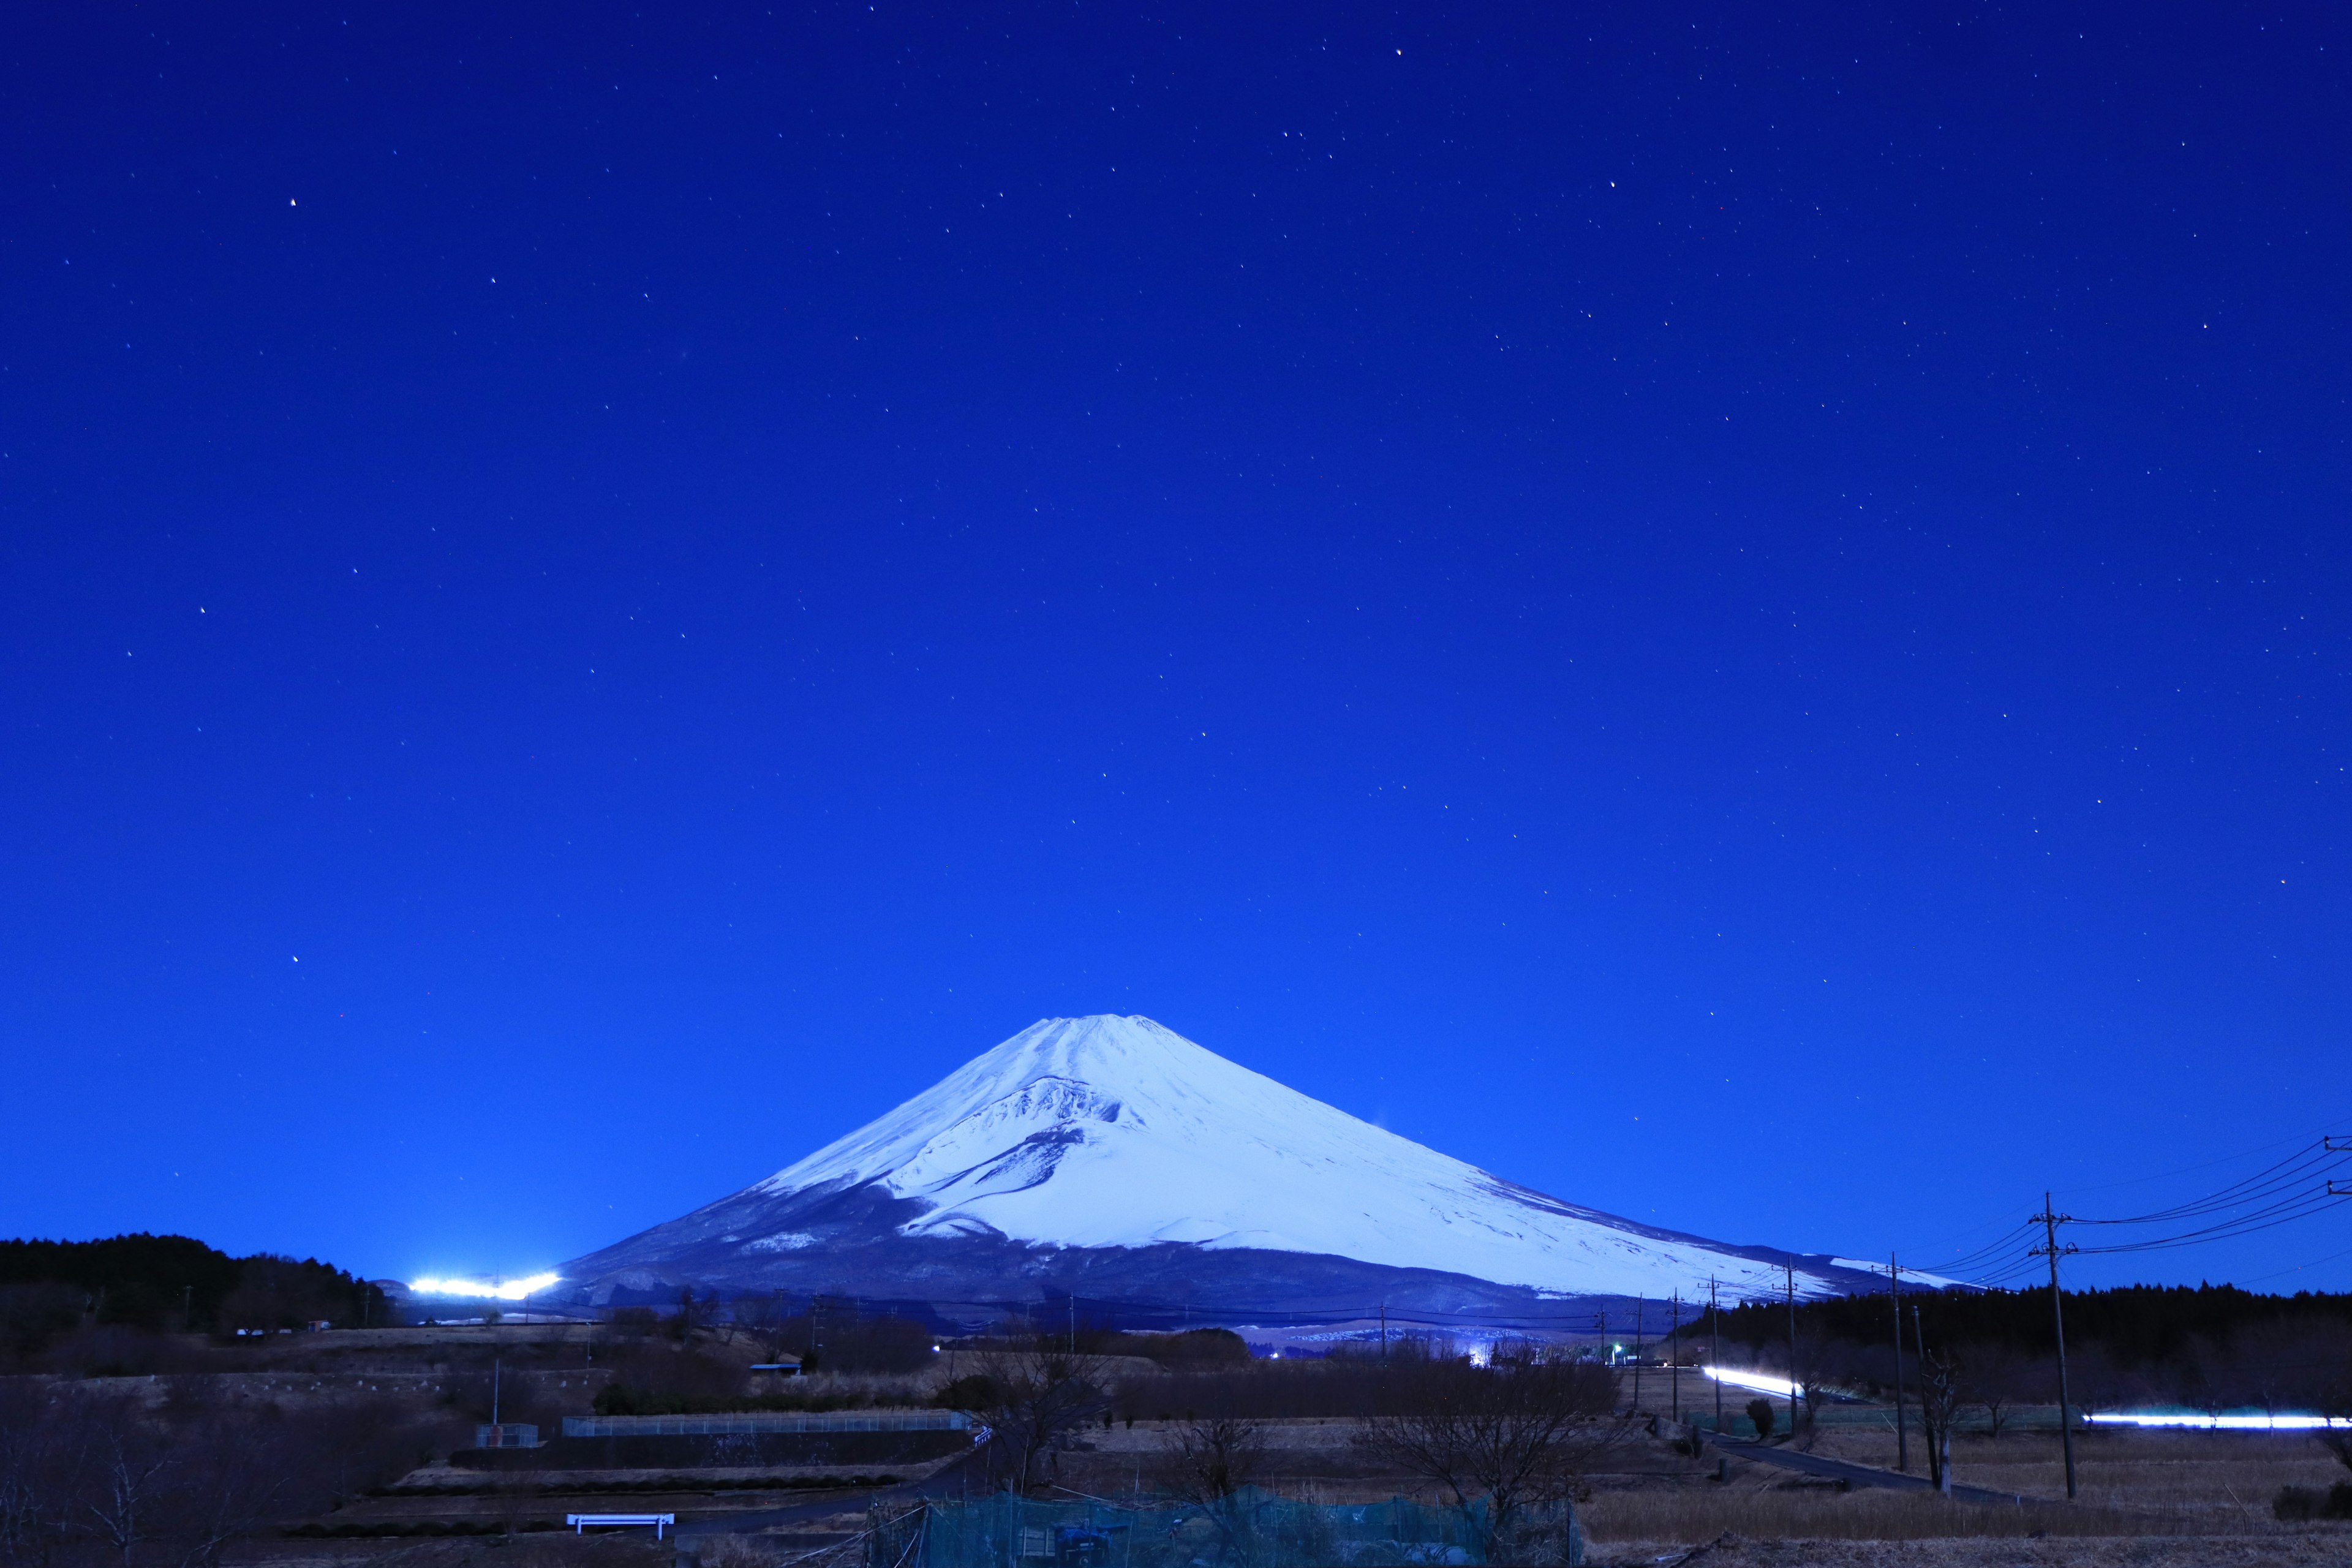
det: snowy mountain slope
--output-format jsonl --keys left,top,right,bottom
{"left": 561, "top": 1016, "right": 1883, "bottom": 1310}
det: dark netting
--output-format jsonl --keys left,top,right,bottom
{"left": 864, "top": 1487, "right": 1582, "bottom": 1568}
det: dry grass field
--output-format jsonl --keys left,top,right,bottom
{"left": 226, "top": 1536, "right": 672, "bottom": 1568}
{"left": 1046, "top": 1411, "right": 2352, "bottom": 1565}
{"left": 85, "top": 1337, "right": 2348, "bottom": 1568}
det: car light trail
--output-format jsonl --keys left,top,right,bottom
{"left": 1703, "top": 1365, "right": 1796, "bottom": 1398}
{"left": 410, "top": 1272, "right": 561, "bottom": 1300}
{"left": 2085, "top": 1412, "right": 2352, "bottom": 1431}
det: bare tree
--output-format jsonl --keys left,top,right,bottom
{"left": 1354, "top": 1357, "right": 1621, "bottom": 1561}
{"left": 1791, "top": 1331, "right": 1842, "bottom": 1448}
{"left": 2311, "top": 1340, "right": 2352, "bottom": 1477}
{"left": 0, "top": 1384, "right": 83, "bottom": 1568}
{"left": 290, "top": 1396, "right": 420, "bottom": 1512}
{"left": 80, "top": 1399, "right": 176, "bottom": 1568}
{"left": 1156, "top": 1416, "right": 1271, "bottom": 1563}
{"left": 1913, "top": 1349, "right": 1965, "bottom": 1496}
{"left": 157, "top": 1417, "right": 296, "bottom": 1568}
{"left": 737, "top": 1290, "right": 798, "bottom": 1366}
{"left": 1158, "top": 1416, "right": 1267, "bottom": 1502}
{"left": 1963, "top": 1343, "right": 2026, "bottom": 1441}
{"left": 970, "top": 1349, "right": 1110, "bottom": 1493}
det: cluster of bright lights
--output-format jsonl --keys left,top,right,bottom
{"left": 1703, "top": 1365, "right": 1798, "bottom": 1398}
{"left": 2086, "top": 1412, "right": 2352, "bottom": 1431}
{"left": 409, "top": 1272, "right": 561, "bottom": 1301}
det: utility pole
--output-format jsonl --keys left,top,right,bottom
{"left": 1889, "top": 1253, "right": 1908, "bottom": 1473}
{"left": 1379, "top": 1302, "right": 1387, "bottom": 1360}
{"left": 1633, "top": 1297, "right": 1645, "bottom": 1414}
{"left": 1709, "top": 1278, "right": 1722, "bottom": 1431}
{"left": 1910, "top": 1305, "right": 1935, "bottom": 1492}
{"left": 2031, "top": 1193, "right": 2080, "bottom": 1499}
{"left": 1596, "top": 1309, "right": 1611, "bottom": 1409}
{"left": 1670, "top": 1291, "right": 1681, "bottom": 1423}
{"left": 491, "top": 1357, "right": 501, "bottom": 1426}
{"left": 1784, "top": 1262, "right": 1800, "bottom": 1436}
{"left": 1069, "top": 1294, "right": 1077, "bottom": 1355}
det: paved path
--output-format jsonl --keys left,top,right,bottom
{"left": 1705, "top": 1431, "right": 2026, "bottom": 1506}
{"left": 671, "top": 1440, "right": 994, "bottom": 1544}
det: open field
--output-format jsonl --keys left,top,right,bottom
{"left": 1044, "top": 1414, "right": 2352, "bottom": 1564}
{"left": 21, "top": 1326, "right": 2352, "bottom": 1567}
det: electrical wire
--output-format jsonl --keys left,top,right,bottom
{"left": 2073, "top": 1143, "right": 2347, "bottom": 1227}
{"left": 1898, "top": 1136, "right": 2352, "bottom": 1287}
{"left": 1909, "top": 1221, "right": 2040, "bottom": 1281}
{"left": 2238, "top": 1241, "right": 2352, "bottom": 1287}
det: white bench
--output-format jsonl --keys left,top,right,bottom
{"left": 566, "top": 1514, "right": 677, "bottom": 1540}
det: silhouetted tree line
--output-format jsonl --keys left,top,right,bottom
{"left": 966, "top": 1316, "right": 1254, "bottom": 1368}
{"left": 0, "top": 1235, "right": 388, "bottom": 1369}
{"left": 1703, "top": 1283, "right": 2352, "bottom": 1368}
{"left": 1692, "top": 1284, "right": 2352, "bottom": 1420}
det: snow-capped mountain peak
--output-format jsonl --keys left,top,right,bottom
{"left": 709, "top": 1014, "right": 1839, "bottom": 1300}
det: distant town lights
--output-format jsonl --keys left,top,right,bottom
{"left": 410, "top": 1272, "right": 561, "bottom": 1300}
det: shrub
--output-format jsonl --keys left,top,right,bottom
{"left": 2274, "top": 1486, "right": 2322, "bottom": 1521}
{"left": 2272, "top": 1482, "right": 2352, "bottom": 1521}
{"left": 937, "top": 1374, "right": 1000, "bottom": 1411}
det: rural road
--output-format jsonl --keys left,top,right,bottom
{"left": 1705, "top": 1431, "right": 2026, "bottom": 1507}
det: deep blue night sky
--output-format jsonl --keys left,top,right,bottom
{"left": 4, "top": 4, "right": 2347, "bottom": 1295}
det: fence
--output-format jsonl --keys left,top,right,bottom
{"left": 561, "top": 1412, "right": 970, "bottom": 1438}
{"left": 864, "top": 1488, "right": 1581, "bottom": 1568}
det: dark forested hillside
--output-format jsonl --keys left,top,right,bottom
{"left": 0, "top": 1233, "right": 386, "bottom": 1362}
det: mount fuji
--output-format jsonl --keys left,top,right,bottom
{"left": 558, "top": 1016, "right": 1891, "bottom": 1324}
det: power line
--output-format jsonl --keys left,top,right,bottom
{"left": 1916, "top": 1137, "right": 2352, "bottom": 1287}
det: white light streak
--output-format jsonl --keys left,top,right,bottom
{"left": 2086, "top": 1412, "right": 2352, "bottom": 1431}
{"left": 411, "top": 1272, "right": 561, "bottom": 1301}
{"left": 1703, "top": 1365, "right": 1796, "bottom": 1398}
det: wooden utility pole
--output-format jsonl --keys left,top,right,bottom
{"left": 1634, "top": 1297, "right": 1645, "bottom": 1413}
{"left": 1910, "top": 1305, "right": 1937, "bottom": 1492}
{"left": 1784, "top": 1262, "right": 1800, "bottom": 1434}
{"left": 2032, "top": 1193, "right": 2080, "bottom": 1499}
{"left": 1670, "top": 1291, "right": 1681, "bottom": 1422}
{"left": 1889, "top": 1252, "right": 1908, "bottom": 1472}
{"left": 1709, "top": 1278, "right": 1722, "bottom": 1430}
